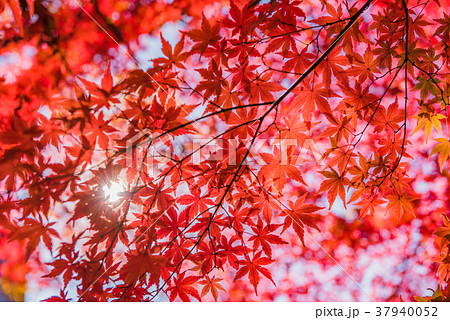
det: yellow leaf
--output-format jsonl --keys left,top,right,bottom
{"left": 430, "top": 138, "right": 450, "bottom": 172}
{"left": 412, "top": 113, "right": 445, "bottom": 143}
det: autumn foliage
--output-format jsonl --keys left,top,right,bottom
{"left": 1, "top": 0, "right": 450, "bottom": 301}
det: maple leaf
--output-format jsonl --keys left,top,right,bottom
{"left": 315, "top": 48, "right": 349, "bottom": 88}
{"left": 434, "top": 214, "right": 450, "bottom": 241}
{"left": 196, "top": 60, "right": 225, "bottom": 99}
{"left": 217, "top": 235, "right": 244, "bottom": 269}
{"left": 45, "top": 258, "right": 76, "bottom": 288}
{"left": 347, "top": 50, "right": 380, "bottom": 82}
{"left": 78, "top": 62, "right": 120, "bottom": 110}
{"left": 420, "top": 47, "right": 440, "bottom": 73}
{"left": 230, "top": 61, "right": 258, "bottom": 92}
{"left": 280, "top": 193, "right": 322, "bottom": 245}
{"left": 227, "top": 107, "right": 257, "bottom": 139}
{"left": 249, "top": 219, "right": 287, "bottom": 258}
{"left": 252, "top": 192, "right": 282, "bottom": 223}
{"left": 282, "top": 46, "right": 315, "bottom": 74}
{"left": 157, "top": 207, "right": 189, "bottom": 239}
{"left": 10, "top": 217, "right": 59, "bottom": 261}
{"left": 217, "top": 82, "right": 241, "bottom": 110}
{"left": 168, "top": 272, "right": 201, "bottom": 301}
{"left": 199, "top": 276, "right": 225, "bottom": 301}
{"left": 326, "top": 147, "right": 357, "bottom": 175}
{"left": 355, "top": 195, "right": 386, "bottom": 218}
{"left": 413, "top": 75, "right": 442, "bottom": 101}
{"left": 178, "top": 187, "right": 214, "bottom": 220}
{"left": 0, "top": 203, "right": 16, "bottom": 231}
{"left": 410, "top": 14, "right": 432, "bottom": 40}
{"left": 319, "top": 114, "right": 353, "bottom": 143}
{"left": 153, "top": 34, "right": 189, "bottom": 69}
{"left": 310, "top": 3, "right": 344, "bottom": 32}
{"left": 372, "top": 100, "right": 404, "bottom": 133}
{"left": 222, "top": 0, "right": 259, "bottom": 37}
{"left": 84, "top": 111, "right": 117, "bottom": 149}
{"left": 190, "top": 214, "right": 224, "bottom": 240}
{"left": 397, "top": 41, "right": 428, "bottom": 75}
{"left": 318, "top": 168, "right": 349, "bottom": 209}
{"left": 264, "top": 26, "right": 297, "bottom": 55}
{"left": 120, "top": 251, "right": 168, "bottom": 285}
{"left": 337, "top": 82, "right": 377, "bottom": 115}
{"left": 348, "top": 153, "right": 371, "bottom": 190}
{"left": 234, "top": 251, "right": 275, "bottom": 295}
{"left": 412, "top": 108, "right": 445, "bottom": 143}
{"left": 277, "top": 113, "right": 311, "bottom": 145}
{"left": 290, "top": 81, "right": 339, "bottom": 121}
{"left": 435, "top": 12, "right": 450, "bottom": 39}
{"left": 258, "top": 146, "right": 307, "bottom": 192}
{"left": 262, "top": 0, "right": 305, "bottom": 29}
{"left": 204, "top": 39, "right": 233, "bottom": 66}
{"left": 101, "top": 61, "right": 114, "bottom": 92}
{"left": 196, "top": 241, "right": 219, "bottom": 275}
{"left": 373, "top": 41, "right": 398, "bottom": 69}
{"left": 386, "top": 191, "right": 418, "bottom": 220}
{"left": 141, "top": 185, "right": 175, "bottom": 212}
{"left": 186, "top": 13, "right": 221, "bottom": 54}
{"left": 378, "top": 131, "right": 412, "bottom": 161}
{"left": 250, "top": 72, "right": 284, "bottom": 103}
{"left": 164, "top": 238, "right": 194, "bottom": 266}
{"left": 430, "top": 138, "right": 450, "bottom": 172}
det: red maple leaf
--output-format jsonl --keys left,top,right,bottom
{"left": 290, "top": 81, "right": 339, "bottom": 121}
{"left": 280, "top": 193, "right": 322, "bottom": 245}
{"left": 168, "top": 272, "right": 201, "bottom": 301}
{"left": 234, "top": 251, "right": 275, "bottom": 295}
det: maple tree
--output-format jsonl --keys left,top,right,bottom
{"left": 1, "top": 0, "right": 450, "bottom": 302}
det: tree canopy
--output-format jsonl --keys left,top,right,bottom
{"left": 1, "top": 0, "right": 450, "bottom": 301}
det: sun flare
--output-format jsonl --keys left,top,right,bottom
{"left": 102, "top": 181, "right": 124, "bottom": 203}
